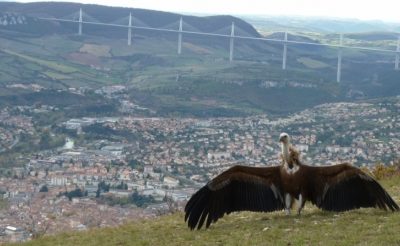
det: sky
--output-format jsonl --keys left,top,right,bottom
{"left": 3, "top": 0, "right": 400, "bottom": 22}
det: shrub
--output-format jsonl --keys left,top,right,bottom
{"left": 370, "top": 162, "right": 399, "bottom": 180}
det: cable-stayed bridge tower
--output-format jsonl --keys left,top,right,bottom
{"left": 396, "top": 35, "right": 400, "bottom": 70}
{"left": 128, "top": 12, "right": 132, "bottom": 46}
{"left": 337, "top": 33, "right": 343, "bottom": 83}
{"left": 78, "top": 8, "right": 82, "bottom": 35}
{"left": 229, "top": 22, "right": 235, "bottom": 62}
{"left": 282, "top": 31, "right": 288, "bottom": 70}
{"left": 178, "top": 17, "right": 183, "bottom": 55}
{"left": 35, "top": 7, "right": 400, "bottom": 83}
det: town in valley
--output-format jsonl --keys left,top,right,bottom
{"left": 0, "top": 84, "right": 399, "bottom": 242}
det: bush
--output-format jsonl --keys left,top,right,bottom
{"left": 39, "top": 185, "right": 49, "bottom": 192}
{"left": 369, "top": 162, "right": 399, "bottom": 180}
{"left": 59, "top": 188, "right": 87, "bottom": 201}
{"left": 130, "top": 191, "right": 155, "bottom": 208}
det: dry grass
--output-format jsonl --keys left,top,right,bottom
{"left": 79, "top": 44, "right": 111, "bottom": 57}
{"left": 182, "top": 42, "right": 213, "bottom": 55}
{"left": 297, "top": 57, "right": 330, "bottom": 69}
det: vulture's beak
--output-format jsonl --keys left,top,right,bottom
{"left": 279, "top": 133, "right": 288, "bottom": 143}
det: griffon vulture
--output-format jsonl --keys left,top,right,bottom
{"left": 184, "top": 133, "right": 399, "bottom": 230}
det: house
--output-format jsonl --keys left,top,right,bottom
{"left": 4, "top": 226, "right": 29, "bottom": 242}
{"left": 163, "top": 176, "right": 179, "bottom": 188}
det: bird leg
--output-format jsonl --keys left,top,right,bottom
{"left": 296, "top": 194, "right": 306, "bottom": 215}
{"left": 285, "top": 193, "right": 292, "bottom": 215}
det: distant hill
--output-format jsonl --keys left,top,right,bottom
{"left": 0, "top": 2, "right": 260, "bottom": 38}
{"left": 244, "top": 15, "right": 400, "bottom": 33}
{"left": 0, "top": 2, "right": 399, "bottom": 116}
{"left": 345, "top": 32, "right": 399, "bottom": 41}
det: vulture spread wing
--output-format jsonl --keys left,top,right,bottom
{"left": 184, "top": 165, "right": 284, "bottom": 230}
{"left": 307, "top": 163, "right": 399, "bottom": 212}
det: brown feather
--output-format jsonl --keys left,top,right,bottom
{"left": 184, "top": 165, "right": 285, "bottom": 230}
{"left": 280, "top": 146, "right": 301, "bottom": 168}
{"left": 300, "top": 163, "right": 399, "bottom": 212}
{"left": 185, "top": 155, "right": 399, "bottom": 230}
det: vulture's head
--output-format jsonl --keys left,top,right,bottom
{"left": 279, "top": 132, "right": 290, "bottom": 144}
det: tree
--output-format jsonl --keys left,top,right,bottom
{"left": 128, "top": 158, "right": 142, "bottom": 169}
{"left": 39, "top": 185, "right": 48, "bottom": 192}
{"left": 60, "top": 188, "right": 85, "bottom": 201}
{"left": 39, "top": 130, "right": 52, "bottom": 150}
{"left": 162, "top": 193, "right": 178, "bottom": 215}
{"left": 96, "top": 181, "right": 110, "bottom": 197}
{"left": 130, "top": 191, "right": 155, "bottom": 208}
{"left": 115, "top": 181, "right": 128, "bottom": 190}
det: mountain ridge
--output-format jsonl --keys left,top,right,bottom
{"left": 0, "top": 2, "right": 399, "bottom": 116}
{"left": 0, "top": 2, "right": 261, "bottom": 38}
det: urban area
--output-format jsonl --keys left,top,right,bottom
{"left": 0, "top": 85, "right": 399, "bottom": 242}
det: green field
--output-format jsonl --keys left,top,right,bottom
{"left": 1, "top": 49, "right": 78, "bottom": 74}
{"left": 15, "top": 176, "right": 400, "bottom": 246}
{"left": 297, "top": 57, "right": 330, "bottom": 69}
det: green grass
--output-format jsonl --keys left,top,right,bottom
{"left": 15, "top": 176, "right": 400, "bottom": 246}
{"left": 297, "top": 57, "right": 330, "bottom": 69}
{"left": 43, "top": 71, "right": 72, "bottom": 80}
{"left": 80, "top": 44, "right": 111, "bottom": 57}
{"left": 0, "top": 46, "right": 121, "bottom": 88}
{"left": 29, "top": 35, "right": 82, "bottom": 55}
{"left": 1, "top": 49, "right": 78, "bottom": 74}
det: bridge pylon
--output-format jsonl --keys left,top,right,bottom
{"left": 337, "top": 33, "right": 343, "bottom": 83}
{"left": 178, "top": 17, "right": 183, "bottom": 55}
{"left": 282, "top": 31, "right": 288, "bottom": 70}
{"left": 229, "top": 22, "right": 235, "bottom": 62}
{"left": 78, "top": 8, "right": 83, "bottom": 35}
{"left": 395, "top": 35, "right": 400, "bottom": 70}
{"left": 128, "top": 12, "right": 132, "bottom": 46}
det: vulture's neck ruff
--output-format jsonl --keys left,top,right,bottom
{"left": 279, "top": 133, "right": 299, "bottom": 174}
{"left": 281, "top": 141, "right": 292, "bottom": 167}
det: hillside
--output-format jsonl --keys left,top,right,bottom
{"left": 0, "top": 2, "right": 399, "bottom": 116}
{"left": 15, "top": 176, "right": 400, "bottom": 246}
{"left": 245, "top": 16, "right": 400, "bottom": 33}
{"left": 0, "top": 2, "right": 260, "bottom": 38}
